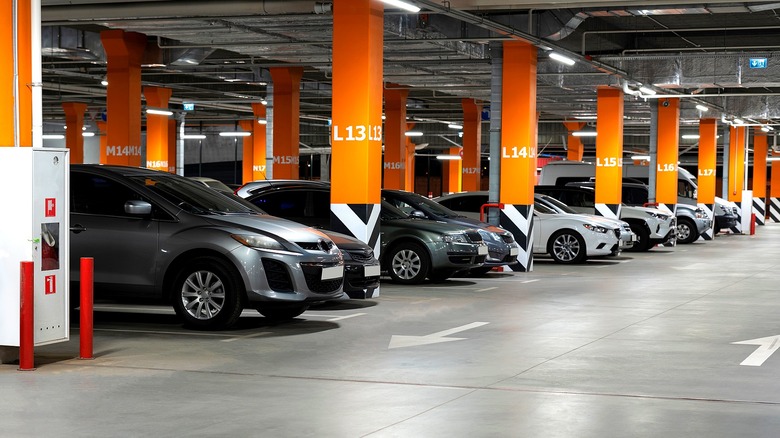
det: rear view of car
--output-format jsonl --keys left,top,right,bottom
{"left": 70, "top": 165, "right": 345, "bottom": 329}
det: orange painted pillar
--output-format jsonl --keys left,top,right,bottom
{"left": 405, "top": 133, "right": 416, "bottom": 191}
{"left": 499, "top": 40, "right": 537, "bottom": 272}
{"left": 697, "top": 118, "right": 717, "bottom": 239}
{"left": 461, "top": 99, "right": 482, "bottom": 191}
{"left": 0, "top": 0, "right": 32, "bottom": 147}
{"left": 383, "top": 87, "right": 408, "bottom": 190}
{"left": 331, "top": 0, "right": 383, "bottom": 297}
{"left": 656, "top": 98, "right": 680, "bottom": 215}
{"left": 167, "top": 118, "right": 177, "bottom": 173}
{"left": 770, "top": 149, "right": 780, "bottom": 222}
{"left": 752, "top": 130, "right": 768, "bottom": 224}
{"left": 441, "top": 147, "right": 462, "bottom": 194}
{"left": 269, "top": 67, "right": 303, "bottom": 179}
{"left": 563, "top": 120, "right": 585, "bottom": 161}
{"left": 251, "top": 102, "right": 268, "bottom": 182}
{"left": 143, "top": 86, "right": 172, "bottom": 171}
{"left": 239, "top": 120, "right": 254, "bottom": 183}
{"left": 97, "top": 121, "right": 108, "bottom": 163}
{"left": 62, "top": 103, "right": 87, "bottom": 163}
{"left": 101, "top": 30, "right": 146, "bottom": 166}
{"left": 594, "top": 86, "right": 624, "bottom": 219}
{"left": 727, "top": 125, "right": 746, "bottom": 202}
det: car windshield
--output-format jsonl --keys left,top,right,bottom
{"left": 394, "top": 192, "right": 462, "bottom": 218}
{"left": 381, "top": 201, "right": 410, "bottom": 220}
{"left": 130, "top": 174, "right": 257, "bottom": 214}
{"left": 534, "top": 203, "right": 556, "bottom": 214}
{"left": 538, "top": 195, "right": 577, "bottom": 214}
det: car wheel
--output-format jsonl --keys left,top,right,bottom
{"left": 386, "top": 242, "right": 431, "bottom": 284}
{"left": 257, "top": 304, "right": 308, "bottom": 321}
{"left": 548, "top": 230, "right": 587, "bottom": 264}
{"left": 676, "top": 218, "right": 699, "bottom": 244}
{"left": 626, "top": 224, "right": 651, "bottom": 252}
{"left": 172, "top": 256, "right": 244, "bottom": 330}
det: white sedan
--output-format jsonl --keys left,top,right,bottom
{"left": 436, "top": 192, "right": 623, "bottom": 264}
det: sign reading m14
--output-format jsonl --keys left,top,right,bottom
{"left": 750, "top": 58, "right": 768, "bottom": 69}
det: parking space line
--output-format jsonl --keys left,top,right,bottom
{"left": 221, "top": 332, "right": 272, "bottom": 343}
{"left": 476, "top": 287, "right": 497, "bottom": 292}
{"left": 521, "top": 279, "right": 540, "bottom": 284}
{"left": 94, "top": 328, "right": 231, "bottom": 337}
{"left": 304, "top": 313, "right": 366, "bottom": 321}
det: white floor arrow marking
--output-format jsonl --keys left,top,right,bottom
{"left": 389, "top": 322, "right": 489, "bottom": 349}
{"left": 732, "top": 335, "right": 780, "bottom": 366}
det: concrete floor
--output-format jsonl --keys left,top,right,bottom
{"left": 3, "top": 225, "right": 780, "bottom": 437}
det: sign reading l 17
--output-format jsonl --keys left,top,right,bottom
{"left": 749, "top": 58, "right": 768, "bottom": 69}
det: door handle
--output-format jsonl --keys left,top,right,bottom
{"left": 70, "top": 224, "right": 87, "bottom": 234}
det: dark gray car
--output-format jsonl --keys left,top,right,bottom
{"left": 70, "top": 165, "right": 345, "bottom": 329}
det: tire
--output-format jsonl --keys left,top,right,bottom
{"left": 676, "top": 218, "right": 699, "bottom": 244}
{"left": 547, "top": 230, "right": 587, "bottom": 264}
{"left": 626, "top": 223, "right": 651, "bottom": 252}
{"left": 172, "top": 256, "right": 244, "bottom": 330}
{"left": 386, "top": 242, "right": 431, "bottom": 284}
{"left": 257, "top": 304, "right": 308, "bottom": 321}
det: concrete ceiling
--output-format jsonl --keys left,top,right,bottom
{"left": 38, "top": 0, "right": 780, "bottom": 160}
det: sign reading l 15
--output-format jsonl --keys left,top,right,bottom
{"left": 749, "top": 58, "right": 768, "bottom": 69}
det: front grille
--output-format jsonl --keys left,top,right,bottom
{"left": 464, "top": 230, "right": 483, "bottom": 243}
{"left": 613, "top": 229, "right": 621, "bottom": 239}
{"left": 500, "top": 234, "right": 515, "bottom": 244}
{"left": 502, "top": 254, "right": 518, "bottom": 263}
{"left": 297, "top": 239, "right": 334, "bottom": 252}
{"left": 301, "top": 263, "right": 343, "bottom": 294}
{"left": 262, "top": 258, "right": 294, "bottom": 292}
{"left": 448, "top": 255, "right": 487, "bottom": 265}
{"left": 346, "top": 249, "right": 374, "bottom": 263}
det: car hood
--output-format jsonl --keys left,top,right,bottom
{"left": 320, "top": 231, "right": 372, "bottom": 251}
{"left": 536, "top": 212, "right": 617, "bottom": 227}
{"left": 384, "top": 217, "right": 475, "bottom": 234}
{"left": 202, "top": 213, "right": 332, "bottom": 243}
{"left": 434, "top": 215, "right": 509, "bottom": 235}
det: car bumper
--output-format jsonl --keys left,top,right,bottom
{"left": 715, "top": 214, "right": 738, "bottom": 230}
{"left": 695, "top": 217, "right": 712, "bottom": 234}
{"left": 343, "top": 260, "right": 381, "bottom": 296}
{"left": 484, "top": 241, "right": 520, "bottom": 266}
{"left": 584, "top": 231, "right": 621, "bottom": 257}
{"left": 430, "top": 241, "right": 488, "bottom": 271}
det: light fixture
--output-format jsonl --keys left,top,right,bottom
{"left": 42, "top": 134, "right": 64, "bottom": 140}
{"left": 447, "top": 123, "right": 463, "bottom": 130}
{"left": 695, "top": 104, "right": 709, "bottom": 112}
{"left": 762, "top": 126, "right": 770, "bottom": 132}
{"left": 258, "top": 118, "right": 267, "bottom": 125}
{"left": 260, "top": 99, "right": 268, "bottom": 106}
{"left": 436, "top": 155, "right": 461, "bottom": 160}
{"left": 681, "top": 134, "right": 700, "bottom": 140}
{"left": 405, "top": 131, "right": 423, "bottom": 137}
{"left": 574, "top": 115, "right": 597, "bottom": 120}
{"left": 380, "top": 0, "right": 420, "bottom": 13}
{"left": 638, "top": 86, "right": 656, "bottom": 95}
{"left": 146, "top": 108, "right": 173, "bottom": 116}
{"left": 572, "top": 129, "right": 597, "bottom": 137}
{"left": 734, "top": 118, "right": 744, "bottom": 125}
{"left": 82, "top": 132, "right": 95, "bottom": 137}
{"left": 631, "top": 155, "right": 651, "bottom": 161}
{"left": 182, "top": 134, "right": 206, "bottom": 140}
{"left": 549, "top": 52, "right": 575, "bottom": 66}
{"left": 767, "top": 157, "right": 780, "bottom": 162}
{"left": 219, "top": 131, "right": 251, "bottom": 137}
{"left": 100, "top": 78, "right": 108, "bottom": 86}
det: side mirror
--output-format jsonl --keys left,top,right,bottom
{"left": 125, "top": 200, "right": 152, "bottom": 215}
{"left": 409, "top": 210, "right": 426, "bottom": 219}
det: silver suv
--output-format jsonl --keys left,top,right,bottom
{"left": 70, "top": 165, "right": 345, "bottom": 329}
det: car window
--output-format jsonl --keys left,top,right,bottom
{"left": 251, "top": 190, "right": 308, "bottom": 218}
{"left": 438, "top": 194, "right": 488, "bottom": 213}
{"left": 71, "top": 172, "right": 147, "bottom": 217}
{"left": 380, "top": 201, "right": 410, "bottom": 220}
{"left": 129, "top": 174, "right": 255, "bottom": 214}
{"left": 385, "top": 197, "right": 417, "bottom": 215}
{"left": 623, "top": 186, "right": 648, "bottom": 205}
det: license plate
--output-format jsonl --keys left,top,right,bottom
{"left": 478, "top": 245, "right": 488, "bottom": 255}
{"left": 510, "top": 247, "right": 519, "bottom": 256}
{"left": 321, "top": 265, "right": 344, "bottom": 280}
{"left": 364, "top": 264, "right": 381, "bottom": 277}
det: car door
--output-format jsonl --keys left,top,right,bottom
{"left": 70, "top": 171, "right": 161, "bottom": 295}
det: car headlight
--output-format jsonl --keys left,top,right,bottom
{"left": 478, "top": 229, "right": 501, "bottom": 242}
{"left": 645, "top": 211, "right": 670, "bottom": 220}
{"left": 694, "top": 208, "right": 706, "bottom": 219}
{"left": 442, "top": 233, "right": 468, "bottom": 243}
{"left": 583, "top": 224, "right": 608, "bottom": 233}
{"left": 231, "top": 234, "right": 299, "bottom": 255}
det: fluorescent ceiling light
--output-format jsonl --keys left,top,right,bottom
{"left": 549, "top": 52, "right": 575, "bottom": 66}
{"left": 681, "top": 134, "right": 700, "bottom": 139}
{"left": 101, "top": 79, "right": 108, "bottom": 86}
{"left": 574, "top": 115, "right": 597, "bottom": 120}
{"left": 767, "top": 157, "right": 780, "bottom": 162}
{"left": 182, "top": 134, "right": 206, "bottom": 139}
{"left": 733, "top": 118, "right": 744, "bottom": 124}
{"left": 380, "top": 0, "right": 420, "bottom": 13}
{"left": 42, "top": 134, "right": 64, "bottom": 140}
{"left": 631, "top": 155, "right": 650, "bottom": 161}
{"left": 436, "top": 155, "right": 461, "bottom": 160}
{"left": 572, "top": 130, "right": 597, "bottom": 137}
{"left": 695, "top": 104, "right": 709, "bottom": 112}
{"left": 258, "top": 118, "right": 267, "bottom": 125}
{"left": 405, "top": 131, "right": 423, "bottom": 137}
{"left": 146, "top": 108, "right": 173, "bottom": 116}
{"left": 762, "top": 126, "right": 770, "bottom": 132}
{"left": 82, "top": 132, "right": 95, "bottom": 137}
{"left": 447, "top": 123, "right": 463, "bottom": 130}
{"left": 219, "top": 132, "right": 251, "bottom": 137}
{"left": 260, "top": 99, "right": 268, "bottom": 106}
{"left": 639, "top": 86, "right": 656, "bottom": 95}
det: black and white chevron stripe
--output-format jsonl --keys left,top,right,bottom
{"left": 499, "top": 204, "right": 534, "bottom": 272}
{"left": 753, "top": 197, "right": 766, "bottom": 226}
{"left": 331, "top": 203, "right": 381, "bottom": 298}
{"left": 595, "top": 203, "right": 621, "bottom": 220}
{"left": 731, "top": 203, "right": 743, "bottom": 233}
{"left": 697, "top": 203, "right": 714, "bottom": 240}
{"left": 770, "top": 197, "right": 780, "bottom": 223}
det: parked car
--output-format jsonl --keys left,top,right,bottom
{"left": 70, "top": 165, "right": 345, "bottom": 329}
{"left": 240, "top": 182, "right": 488, "bottom": 283}
{"left": 436, "top": 191, "right": 623, "bottom": 264}
{"left": 381, "top": 189, "right": 519, "bottom": 275}
{"left": 534, "top": 185, "right": 676, "bottom": 251}
{"left": 188, "top": 176, "right": 234, "bottom": 195}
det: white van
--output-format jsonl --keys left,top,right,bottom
{"left": 539, "top": 160, "right": 738, "bottom": 233}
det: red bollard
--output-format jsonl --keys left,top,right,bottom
{"left": 750, "top": 213, "right": 757, "bottom": 235}
{"left": 79, "top": 257, "right": 94, "bottom": 360}
{"left": 19, "top": 261, "right": 35, "bottom": 371}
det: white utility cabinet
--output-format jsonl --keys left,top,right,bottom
{"left": 0, "top": 148, "right": 70, "bottom": 347}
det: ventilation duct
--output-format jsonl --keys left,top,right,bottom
{"left": 41, "top": 26, "right": 105, "bottom": 61}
